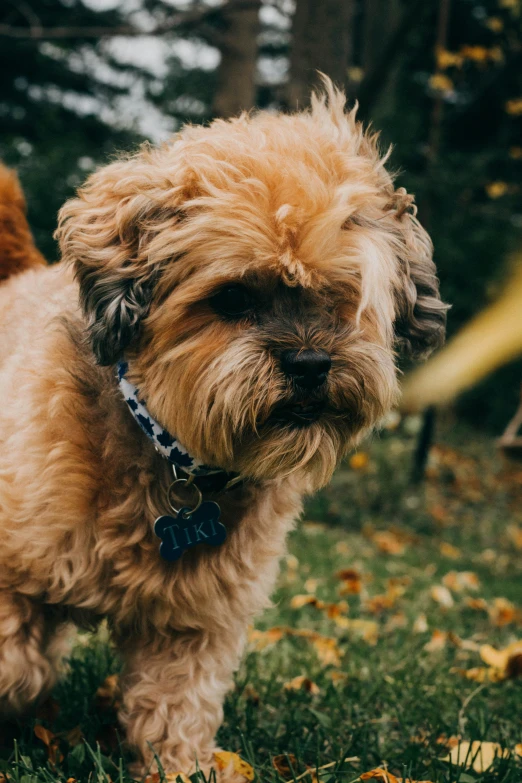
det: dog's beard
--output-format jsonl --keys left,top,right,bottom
{"left": 148, "top": 332, "right": 399, "bottom": 489}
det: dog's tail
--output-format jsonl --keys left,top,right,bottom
{"left": 0, "top": 163, "right": 46, "bottom": 282}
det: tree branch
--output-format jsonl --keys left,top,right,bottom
{"left": 0, "top": 0, "right": 260, "bottom": 40}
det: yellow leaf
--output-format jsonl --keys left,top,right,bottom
{"left": 327, "top": 670, "right": 348, "bottom": 684}
{"left": 424, "top": 629, "right": 447, "bottom": 652}
{"left": 311, "top": 635, "right": 342, "bottom": 667}
{"left": 372, "top": 531, "right": 406, "bottom": 555}
{"left": 360, "top": 770, "right": 400, "bottom": 782}
{"left": 437, "top": 48, "right": 464, "bottom": 68}
{"left": 439, "top": 542, "right": 461, "bottom": 559}
{"left": 305, "top": 578, "right": 321, "bottom": 593}
{"left": 480, "top": 640, "right": 522, "bottom": 678}
{"left": 428, "top": 74, "right": 454, "bottom": 93}
{"left": 349, "top": 452, "right": 370, "bottom": 471}
{"left": 248, "top": 626, "right": 285, "bottom": 650}
{"left": 506, "top": 97, "right": 522, "bottom": 115}
{"left": 441, "top": 741, "right": 509, "bottom": 773}
{"left": 291, "top": 594, "right": 321, "bottom": 609}
{"left": 214, "top": 751, "right": 255, "bottom": 781}
{"left": 283, "top": 675, "right": 320, "bottom": 695}
{"left": 515, "top": 743, "right": 522, "bottom": 757}
{"left": 165, "top": 774, "right": 191, "bottom": 783}
{"left": 489, "top": 596, "right": 521, "bottom": 626}
{"left": 485, "top": 16, "right": 504, "bottom": 31}
{"left": 430, "top": 585, "right": 454, "bottom": 608}
{"left": 486, "top": 181, "right": 509, "bottom": 199}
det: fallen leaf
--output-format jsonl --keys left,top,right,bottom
{"left": 385, "top": 612, "right": 408, "bottom": 632}
{"left": 337, "top": 568, "right": 363, "bottom": 594}
{"left": 430, "top": 585, "right": 454, "bottom": 608}
{"left": 465, "top": 597, "right": 488, "bottom": 611}
{"left": 214, "top": 751, "right": 255, "bottom": 781}
{"left": 304, "top": 578, "right": 321, "bottom": 593}
{"left": 34, "top": 724, "right": 63, "bottom": 766}
{"left": 248, "top": 626, "right": 285, "bottom": 650}
{"left": 95, "top": 673, "right": 122, "bottom": 711}
{"left": 439, "top": 542, "right": 461, "bottom": 559}
{"left": 515, "top": 743, "right": 522, "bottom": 757}
{"left": 424, "top": 629, "right": 448, "bottom": 652}
{"left": 442, "top": 571, "right": 480, "bottom": 592}
{"left": 371, "top": 531, "right": 406, "bottom": 555}
{"left": 413, "top": 614, "right": 428, "bottom": 633}
{"left": 489, "top": 597, "right": 521, "bottom": 626}
{"left": 480, "top": 640, "right": 522, "bottom": 679}
{"left": 310, "top": 635, "right": 342, "bottom": 667}
{"left": 284, "top": 675, "right": 320, "bottom": 695}
{"left": 165, "top": 774, "right": 191, "bottom": 783}
{"left": 360, "top": 770, "right": 399, "bottom": 782}
{"left": 441, "top": 740, "right": 509, "bottom": 773}
{"left": 272, "top": 753, "right": 298, "bottom": 778}
{"left": 290, "top": 594, "right": 322, "bottom": 610}
{"left": 349, "top": 452, "right": 369, "bottom": 471}
{"left": 327, "top": 670, "right": 348, "bottom": 684}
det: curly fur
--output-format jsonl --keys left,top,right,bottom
{"left": 0, "top": 79, "right": 446, "bottom": 778}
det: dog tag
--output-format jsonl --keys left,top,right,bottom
{"left": 154, "top": 501, "right": 226, "bottom": 562}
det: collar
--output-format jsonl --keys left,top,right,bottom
{"left": 117, "top": 361, "right": 240, "bottom": 492}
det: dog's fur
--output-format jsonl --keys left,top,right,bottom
{"left": 0, "top": 164, "right": 46, "bottom": 280}
{"left": 0, "top": 82, "right": 446, "bottom": 777}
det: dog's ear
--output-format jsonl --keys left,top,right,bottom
{"left": 56, "top": 152, "right": 184, "bottom": 365}
{"left": 390, "top": 190, "right": 447, "bottom": 360}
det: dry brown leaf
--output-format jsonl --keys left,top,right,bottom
{"left": 95, "top": 673, "right": 122, "bottom": 711}
{"left": 430, "top": 585, "right": 454, "bottom": 608}
{"left": 272, "top": 753, "right": 299, "bottom": 778}
{"left": 283, "top": 675, "right": 320, "bottom": 695}
{"left": 34, "top": 725, "right": 63, "bottom": 766}
{"left": 441, "top": 740, "right": 509, "bottom": 772}
{"left": 214, "top": 751, "right": 255, "bottom": 781}
{"left": 337, "top": 568, "right": 363, "bottom": 595}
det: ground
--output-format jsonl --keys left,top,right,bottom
{"left": 1, "top": 414, "right": 522, "bottom": 783}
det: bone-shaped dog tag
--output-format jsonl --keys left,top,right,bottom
{"left": 154, "top": 501, "right": 226, "bottom": 562}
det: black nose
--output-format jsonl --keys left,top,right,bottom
{"left": 281, "top": 349, "right": 331, "bottom": 389}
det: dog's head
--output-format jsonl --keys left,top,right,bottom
{"left": 57, "top": 80, "right": 446, "bottom": 489}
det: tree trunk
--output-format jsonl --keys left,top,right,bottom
{"left": 211, "top": 0, "right": 261, "bottom": 118}
{"left": 287, "top": 0, "right": 354, "bottom": 110}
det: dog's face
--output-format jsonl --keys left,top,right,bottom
{"left": 57, "top": 82, "right": 446, "bottom": 488}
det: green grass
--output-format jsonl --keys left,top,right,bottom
{"left": 2, "top": 415, "right": 522, "bottom": 783}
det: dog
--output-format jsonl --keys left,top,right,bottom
{"left": 0, "top": 79, "right": 446, "bottom": 778}
{"left": 0, "top": 163, "right": 46, "bottom": 280}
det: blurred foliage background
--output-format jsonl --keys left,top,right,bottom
{"left": 1, "top": 0, "right": 521, "bottom": 431}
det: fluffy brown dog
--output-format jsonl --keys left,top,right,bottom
{"left": 0, "top": 81, "right": 446, "bottom": 778}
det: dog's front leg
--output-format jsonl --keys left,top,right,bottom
{"left": 117, "top": 627, "right": 246, "bottom": 780}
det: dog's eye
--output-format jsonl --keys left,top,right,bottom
{"left": 210, "top": 285, "right": 254, "bottom": 319}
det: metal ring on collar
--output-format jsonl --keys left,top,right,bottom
{"left": 167, "top": 477, "right": 203, "bottom": 517}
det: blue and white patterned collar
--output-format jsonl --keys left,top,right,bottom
{"left": 117, "top": 361, "right": 223, "bottom": 477}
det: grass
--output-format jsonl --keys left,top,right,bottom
{"left": 1, "top": 413, "right": 522, "bottom": 783}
